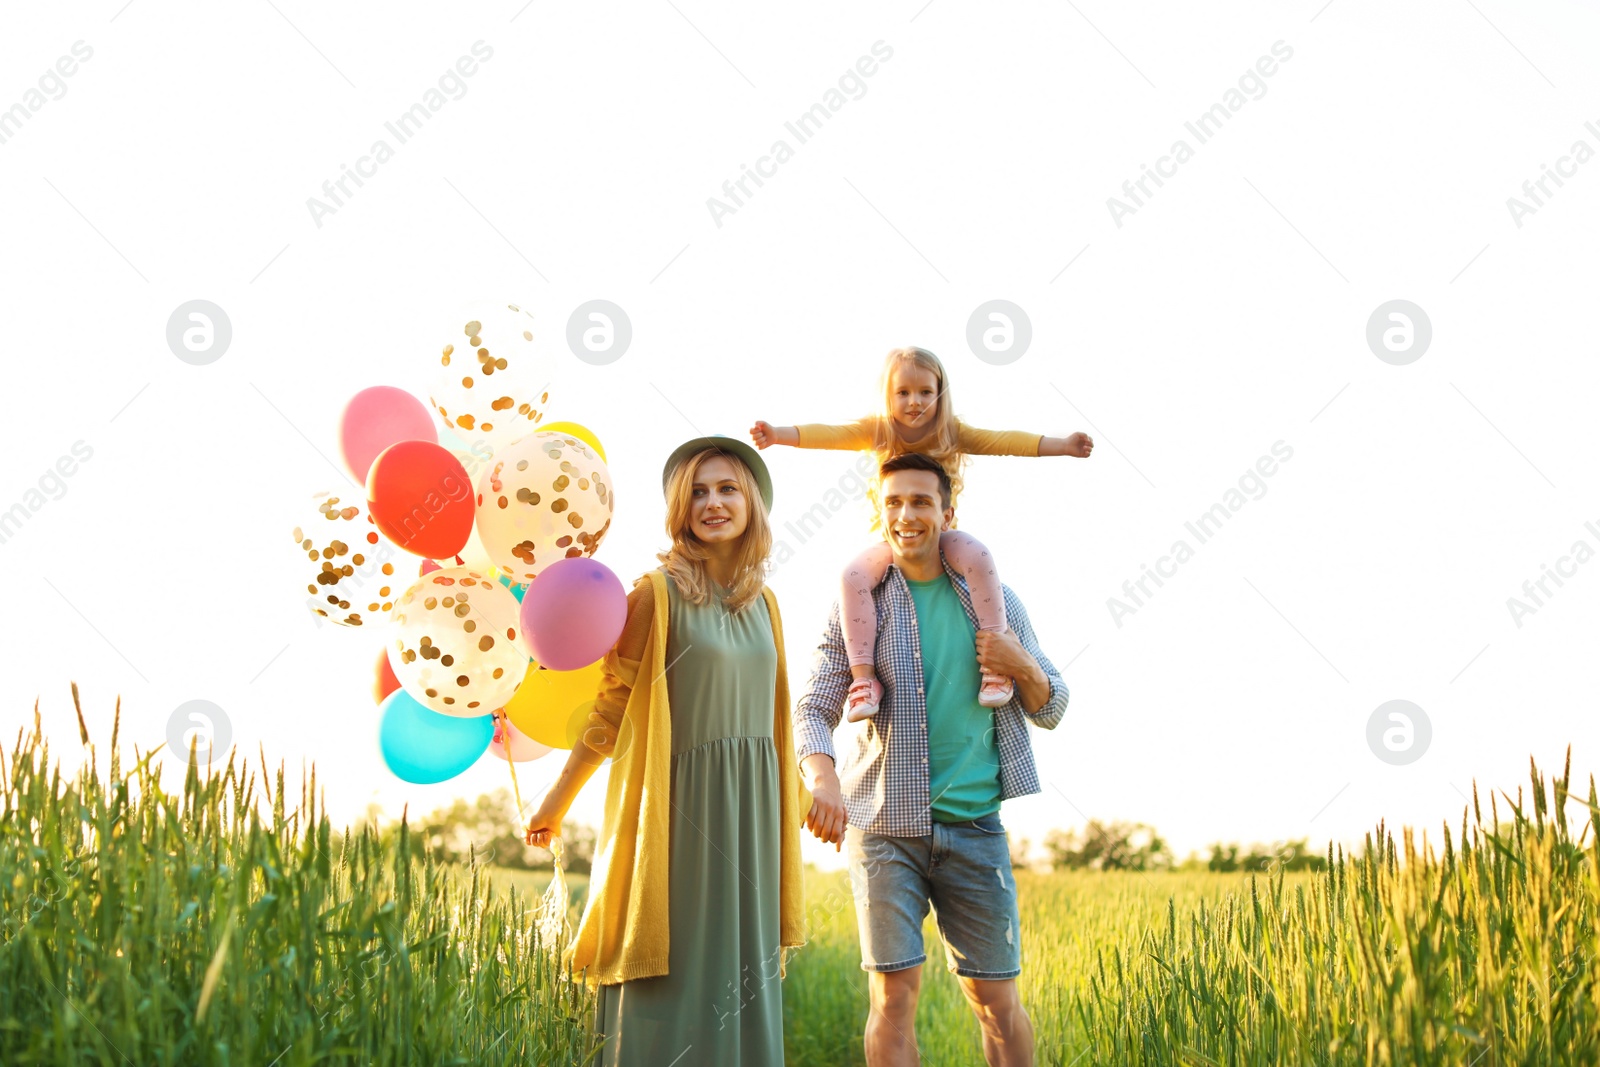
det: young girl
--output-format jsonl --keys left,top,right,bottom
{"left": 750, "top": 346, "right": 1091, "bottom": 721}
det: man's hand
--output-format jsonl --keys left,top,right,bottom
{"left": 802, "top": 754, "right": 847, "bottom": 851}
{"left": 1064, "top": 431, "right": 1094, "bottom": 458}
{"left": 976, "top": 629, "right": 1049, "bottom": 713}
{"left": 975, "top": 628, "right": 1033, "bottom": 678}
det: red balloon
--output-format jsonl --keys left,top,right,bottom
{"left": 373, "top": 647, "right": 400, "bottom": 705}
{"left": 366, "top": 441, "right": 475, "bottom": 559}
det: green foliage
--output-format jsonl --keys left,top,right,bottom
{"left": 1044, "top": 818, "right": 1175, "bottom": 871}
{"left": 785, "top": 751, "right": 1600, "bottom": 1065}
{"left": 1199, "top": 836, "right": 1329, "bottom": 873}
{"left": 7, "top": 695, "right": 1600, "bottom": 1065}
{"left": 397, "top": 787, "right": 596, "bottom": 874}
{"left": 0, "top": 708, "right": 599, "bottom": 1066}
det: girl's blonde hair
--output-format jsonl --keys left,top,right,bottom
{"left": 656, "top": 448, "right": 772, "bottom": 613}
{"left": 867, "top": 346, "right": 968, "bottom": 528}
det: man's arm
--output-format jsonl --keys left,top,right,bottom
{"left": 793, "top": 601, "right": 853, "bottom": 846}
{"left": 793, "top": 599, "right": 851, "bottom": 763}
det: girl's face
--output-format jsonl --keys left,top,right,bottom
{"left": 687, "top": 455, "right": 749, "bottom": 547}
{"left": 889, "top": 363, "right": 940, "bottom": 430}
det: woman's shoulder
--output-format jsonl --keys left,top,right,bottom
{"left": 626, "top": 569, "right": 663, "bottom": 604}
{"left": 757, "top": 582, "right": 783, "bottom": 620}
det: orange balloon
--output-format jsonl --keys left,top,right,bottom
{"left": 504, "top": 659, "right": 605, "bottom": 749}
{"left": 373, "top": 647, "right": 400, "bottom": 705}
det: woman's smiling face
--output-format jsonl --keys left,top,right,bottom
{"left": 689, "top": 454, "right": 749, "bottom": 546}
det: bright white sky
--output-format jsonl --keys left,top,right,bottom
{"left": 3, "top": 2, "right": 1597, "bottom": 873}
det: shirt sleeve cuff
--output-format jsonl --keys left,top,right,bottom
{"left": 794, "top": 719, "right": 837, "bottom": 765}
{"left": 1024, "top": 676, "right": 1068, "bottom": 724}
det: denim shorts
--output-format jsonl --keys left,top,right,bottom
{"left": 845, "top": 812, "right": 1022, "bottom": 979}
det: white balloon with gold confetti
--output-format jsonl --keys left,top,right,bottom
{"left": 428, "top": 302, "right": 553, "bottom": 453}
{"left": 473, "top": 430, "right": 614, "bottom": 585}
{"left": 388, "top": 566, "right": 530, "bottom": 717}
{"left": 294, "top": 491, "right": 400, "bottom": 628}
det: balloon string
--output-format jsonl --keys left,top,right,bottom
{"left": 497, "top": 712, "right": 524, "bottom": 816}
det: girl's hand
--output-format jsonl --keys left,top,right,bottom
{"left": 1065, "top": 431, "right": 1094, "bottom": 458}
{"left": 750, "top": 420, "right": 775, "bottom": 449}
{"left": 524, "top": 797, "right": 566, "bottom": 848}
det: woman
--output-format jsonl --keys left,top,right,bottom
{"left": 524, "top": 435, "right": 811, "bottom": 1065}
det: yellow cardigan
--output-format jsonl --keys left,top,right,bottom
{"left": 566, "top": 568, "right": 812, "bottom": 988}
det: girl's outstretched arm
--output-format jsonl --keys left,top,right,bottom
{"left": 959, "top": 423, "right": 1095, "bottom": 458}
{"left": 750, "top": 421, "right": 800, "bottom": 449}
{"left": 953, "top": 422, "right": 1094, "bottom": 457}
{"left": 751, "top": 418, "right": 875, "bottom": 451}
{"left": 1040, "top": 431, "right": 1094, "bottom": 458}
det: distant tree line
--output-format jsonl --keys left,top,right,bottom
{"left": 347, "top": 787, "right": 596, "bottom": 874}
{"left": 1006, "top": 820, "right": 1329, "bottom": 873}
{"left": 354, "top": 791, "right": 1327, "bottom": 877}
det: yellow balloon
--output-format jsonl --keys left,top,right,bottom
{"left": 539, "top": 420, "right": 607, "bottom": 461}
{"left": 504, "top": 659, "right": 605, "bottom": 749}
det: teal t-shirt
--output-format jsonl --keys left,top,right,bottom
{"left": 905, "top": 574, "right": 1002, "bottom": 823}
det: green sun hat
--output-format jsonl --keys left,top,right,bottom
{"left": 661, "top": 435, "right": 774, "bottom": 513}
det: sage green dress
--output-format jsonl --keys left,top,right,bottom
{"left": 594, "top": 574, "right": 786, "bottom": 1066}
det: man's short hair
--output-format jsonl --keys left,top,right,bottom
{"left": 879, "top": 453, "right": 952, "bottom": 509}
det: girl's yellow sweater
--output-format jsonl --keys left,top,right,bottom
{"left": 565, "top": 568, "right": 812, "bottom": 988}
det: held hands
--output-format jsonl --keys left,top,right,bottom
{"left": 1065, "top": 431, "right": 1094, "bottom": 458}
{"left": 803, "top": 759, "right": 847, "bottom": 851}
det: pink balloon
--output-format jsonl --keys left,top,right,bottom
{"left": 487, "top": 715, "right": 553, "bottom": 763}
{"left": 339, "top": 386, "right": 438, "bottom": 483}
{"left": 520, "top": 558, "right": 627, "bottom": 671}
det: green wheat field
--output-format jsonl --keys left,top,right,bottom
{"left": 4, "top": 703, "right": 1598, "bottom": 1066}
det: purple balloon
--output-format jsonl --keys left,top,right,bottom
{"left": 520, "top": 558, "right": 627, "bottom": 670}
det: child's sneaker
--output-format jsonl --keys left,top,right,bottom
{"left": 845, "top": 677, "right": 884, "bottom": 722}
{"left": 978, "top": 673, "right": 1014, "bottom": 708}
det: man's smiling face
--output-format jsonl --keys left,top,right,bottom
{"left": 880, "top": 468, "right": 953, "bottom": 569}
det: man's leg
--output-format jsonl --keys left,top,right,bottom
{"left": 847, "top": 827, "right": 934, "bottom": 1067}
{"left": 956, "top": 975, "right": 1034, "bottom": 1067}
{"left": 866, "top": 966, "right": 922, "bottom": 1067}
{"left": 925, "top": 814, "right": 1030, "bottom": 1066}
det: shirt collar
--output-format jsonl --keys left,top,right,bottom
{"left": 882, "top": 549, "right": 967, "bottom": 591}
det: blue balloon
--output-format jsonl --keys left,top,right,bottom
{"left": 496, "top": 572, "right": 528, "bottom": 603}
{"left": 378, "top": 688, "right": 494, "bottom": 784}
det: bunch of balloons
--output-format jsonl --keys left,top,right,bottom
{"left": 296, "top": 302, "right": 629, "bottom": 785}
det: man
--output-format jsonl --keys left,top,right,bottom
{"left": 795, "top": 452, "right": 1069, "bottom": 1067}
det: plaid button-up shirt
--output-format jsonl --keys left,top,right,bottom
{"left": 793, "top": 555, "right": 1069, "bottom": 837}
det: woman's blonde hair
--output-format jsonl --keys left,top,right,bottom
{"left": 867, "top": 346, "right": 968, "bottom": 528}
{"left": 656, "top": 448, "right": 773, "bottom": 613}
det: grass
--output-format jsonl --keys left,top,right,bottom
{"left": 782, "top": 866, "right": 1326, "bottom": 1065}
{"left": 4, "top": 696, "right": 1599, "bottom": 1065}
{"left": 0, "top": 701, "right": 597, "bottom": 1066}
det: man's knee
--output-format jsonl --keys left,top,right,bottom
{"left": 869, "top": 966, "right": 922, "bottom": 1019}
{"left": 960, "top": 978, "right": 1028, "bottom": 1035}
